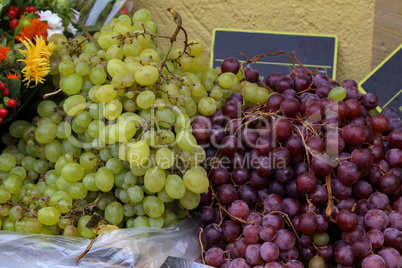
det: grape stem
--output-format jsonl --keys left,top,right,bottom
{"left": 325, "top": 175, "right": 336, "bottom": 223}
{"left": 78, "top": 21, "right": 101, "bottom": 50}
{"left": 43, "top": 88, "right": 62, "bottom": 99}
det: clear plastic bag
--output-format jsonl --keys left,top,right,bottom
{"left": 0, "top": 218, "right": 201, "bottom": 268}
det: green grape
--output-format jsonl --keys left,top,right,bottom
{"left": 164, "top": 175, "right": 185, "bottom": 199}
{"left": 35, "top": 121, "right": 57, "bottom": 144}
{"left": 61, "top": 162, "right": 85, "bottom": 182}
{"left": 106, "top": 157, "right": 124, "bottom": 174}
{"left": 133, "top": 216, "right": 149, "bottom": 227}
{"left": 105, "top": 99, "right": 123, "bottom": 120}
{"left": 44, "top": 171, "right": 57, "bottom": 186}
{"left": 186, "top": 38, "right": 204, "bottom": 57}
{"left": 38, "top": 207, "right": 60, "bottom": 225}
{"left": 24, "top": 218, "right": 43, "bottom": 233}
{"left": 175, "top": 114, "right": 190, "bottom": 132}
{"left": 89, "top": 66, "right": 107, "bottom": 85}
{"left": 308, "top": 255, "right": 325, "bottom": 268}
{"left": 95, "top": 167, "right": 115, "bottom": 192}
{"left": 328, "top": 86, "right": 347, "bottom": 101}
{"left": 56, "top": 176, "right": 72, "bottom": 191}
{"left": 157, "top": 188, "right": 174, "bottom": 203}
{"left": 210, "top": 86, "right": 223, "bottom": 100}
{"left": 63, "top": 95, "right": 86, "bottom": 116}
{"left": 127, "top": 185, "right": 144, "bottom": 203}
{"left": 149, "top": 216, "right": 164, "bottom": 228}
{"left": 218, "top": 72, "right": 238, "bottom": 89}
{"left": 133, "top": 8, "right": 152, "bottom": 22}
{"left": 79, "top": 152, "right": 98, "bottom": 170}
{"left": 158, "top": 129, "right": 175, "bottom": 144}
{"left": 55, "top": 197, "right": 72, "bottom": 213}
{"left": 34, "top": 159, "right": 49, "bottom": 174}
{"left": 58, "top": 218, "right": 71, "bottom": 230}
{"left": 97, "top": 31, "right": 119, "bottom": 50}
{"left": 155, "top": 148, "right": 175, "bottom": 169}
{"left": 87, "top": 120, "right": 105, "bottom": 138}
{"left": 254, "top": 86, "right": 269, "bottom": 104}
{"left": 123, "top": 40, "right": 142, "bottom": 58}
{"left": 0, "top": 187, "right": 11, "bottom": 203}
{"left": 107, "top": 58, "right": 129, "bottom": 78}
{"left": 190, "top": 83, "right": 205, "bottom": 97}
{"left": 124, "top": 171, "right": 137, "bottom": 185}
{"left": 140, "top": 48, "right": 160, "bottom": 63}
{"left": 99, "top": 147, "right": 113, "bottom": 161}
{"left": 21, "top": 156, "right": 35, "bottom": 171}
{"left": 82, "top": 173, "right": 98, "bottom": 191}
{"left": 37, "top": 100, "right": 57, "bottom": 118}
{"left": 144, "top": 166, "right": 166, "bottom": 193}
{"left": 198, "top": 97, "right": 217, "bottom": 116}
{"left": 176, "top": 131, "right": 197, "bottom": 152}
{"left": 183, "top": 169, "right": 209, "bottom": 193}
{"left": 192, "top": 55, "right": 208, "bottom": 72}
{"left": 56, "top": 121, "right": 72, "bottom": 139}
{"left": 143, "top": 195, "right": 165, "bottom": 218}
{"left": 3, "top": 173, "right": 22, "bottom": 194}
{"left": 127, "top": 140, "right": 150, "bottom": 167}
{"left": 189, "top": 146, "right": 206, "bottom": 166}
{"left": 10, "top": 166, "right": 26, "bottom": 181}
{"left": 179, "top": 188, "right": 200, "bottom": 210}
{"left": 69, "top": 182, "right": 88, "bottom": 199}
{"left": 103, "top": 201, "right": 124, "bottom": 225}
{"left": 313, "top": 232, "right": 330, "bottom": 246}
{"left": 143, "top": 130, "right": 157, "bottom": 147}
{"left": 88, "top": 85, "right": 100, "bottom": 102}
{"left": 244, "top": 81, "right": 258, "bottom": 103}
{"left": 58, "top": 60, "right": 75, "bottom": 76}
{"left": 9, "top": 120, "right": 31, "bottom": 138}
{"left": 45, "top": 140, "right": 63, "bottom": 163}
{"left": 162, "top": 209, "right": 178, "bottom": 227}
{"left": 62, "top": 137, "right": 82, "bottom": 157}
{"left": 136, "top": 91, "right": 156, "bottom": 110}
{"left": 14, "top": 219, "right": 26, "bottom": 233}
{"left": 0, "top": 153, "right": 17, "bottom": 171}
{"left": 72, "top": 119, "right": 86, "bottom": 134}
{"left": 106, "top": 44, "right": 124, "bottom": 61}
{"left": 135, "top": 65, "right": 159, "bottom": 85}
{"left": 184, "top": 99, "right": 197, "bottom": 116}
{"left": 156, "top": 108, "right": 175, "bottom": 128}
{"left": 180, "top": 54, "right": 193, "bottom": 69}
{"left": 75, "top": 62, "right": 90, "bottom": 76}
{"left": 130, "top": 163, "right": 148, "bottom": 177}
{"left": 61, "top": 73, "right": 83, "bottom": 95}
{"left": 96, "top": 84, "right": 117, "bottom": 103}
{"left": 75, "top": 111, "right": 92, "bottom": 128}
{"left": 77, "top": 215, "right": 96, "bottom": 238}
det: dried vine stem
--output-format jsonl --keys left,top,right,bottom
{"left": 325, "top": 175, "right": 336, "bottom": 223}
{"left": 78, "top": 21, "right": 100, "bottom": 50}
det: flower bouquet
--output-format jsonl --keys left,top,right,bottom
{"left": 0, "top": 0, "right": 79, "bottom": 125}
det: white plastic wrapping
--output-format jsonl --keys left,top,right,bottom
{"left": 0, "top": 218, "right": 201, "bottom": 268}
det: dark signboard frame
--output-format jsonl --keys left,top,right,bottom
{"left": 359, "top": 43, "right": 402, "bottom": 116}
{"left": 210, "top": 28, "right": 338, "bottom": 80}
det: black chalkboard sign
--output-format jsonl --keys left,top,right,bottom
{"left": 211, "top": 28, "right": 338, "bottom": 80}
{"left": 359, "top": 44, "right": 402, "bottom": 117}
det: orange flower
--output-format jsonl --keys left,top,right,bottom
{"left": 16, "top": 19, "right": 48, "bottom": 42}
{"left": 0, "top": 46, "right": 10, "bottom": 61}
{"left": 7, "top": 73, "right": 19, "bottom": 80}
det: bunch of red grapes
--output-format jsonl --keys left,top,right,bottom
{"left": 193, "top": 57, "right": 402, "bottom": 268}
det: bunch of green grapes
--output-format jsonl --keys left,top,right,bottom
{"left": 0, "top": 8, "right": 236, "bottom": 237}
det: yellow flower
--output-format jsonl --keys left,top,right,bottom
{"left": 18, "top": 36, "right": 55, "bottom": 87}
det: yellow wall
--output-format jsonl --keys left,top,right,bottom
{"left": 131, "top": 0, "right": 375, "bottom": 83}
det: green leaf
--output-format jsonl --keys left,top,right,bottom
{"left": 0, "top": 77, "right": 21, "bottom": 101}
